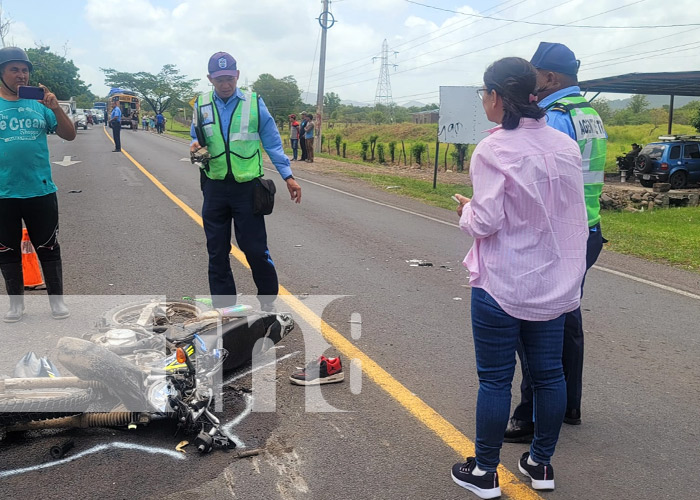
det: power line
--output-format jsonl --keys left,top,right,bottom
{"left": 405, "top": 0, "right": 700, "bottom": 29}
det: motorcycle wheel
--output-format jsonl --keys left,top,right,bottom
{"left": 100, "top": 299, "right": 205, "bottom": 330}
{"left": 0, "top": 388, "right": 91, "bottom": 425}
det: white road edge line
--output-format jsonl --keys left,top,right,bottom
{"left": 273, "top": 168, "right": 700, "bottom": 302}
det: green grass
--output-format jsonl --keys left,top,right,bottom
{"left": 602, "top": 207, "right": 700, "bottom": 272}
{"left": 342, "top": 171, "right": 472, "bottom": 210}
{"left": 164, "top": 112, "right": 192, "bottom": 139}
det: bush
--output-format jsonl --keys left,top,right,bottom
{"left": 377, "top": 143, "right": 385, "bottom": 163}
{"left": 411, "top": 142, "right": 426, "bottom": 166}
{"left": 342, "top": 142, "right": 347, "bottom": 158}
{"left": 360, "top": 139, "right": 369, "bottom": 161}
{"left": 369, "top": 134, "right": 379, "bottom": 161}
{"left": 388, "top": 141, "right": 396, "bottom": 163}
{"left": 335, "top": 134, "right": 342, "bottom": 155}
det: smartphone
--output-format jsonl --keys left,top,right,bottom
{"left": 18, "top": 86, "right": 45, "bottom": 100}
{"left": 451, "top": 195, "right": 461, "bottom": 204}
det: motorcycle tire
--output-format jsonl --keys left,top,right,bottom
{"left": 57, "top": 337, "right": 150, "bottom": 412}
{"left": 99, "top": 299, "right": 205, "bottom": 331}
{"left": 0, "top": 388, "right": 91, "bottom": 426}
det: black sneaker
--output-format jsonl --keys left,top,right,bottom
{"left": 451, "top": 457, "right": 501, "bottom": 499}
{"left": 289, "top": 356, "right": 344, "bottom": 386}
{"left": 518, "top": 452, "right": 555, "bottom": 491}
{"left": 503, "top": 417, "right": 534, "bottom": 443}
{"left": 563, "top": 408, "right": 581, "bottom": 425}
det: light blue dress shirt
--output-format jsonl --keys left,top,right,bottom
{"left": 191, "top": 88, "right": 292, "bottom": 179}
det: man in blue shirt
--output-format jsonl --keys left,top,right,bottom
{"left": 109, "top": 101, "right": 122, "bottom": 152}
{"left": 190, "top": 52, "right": 301, "bottom": 310}
{"left": 155, "top": 112, "right": 165, "bottom": 134}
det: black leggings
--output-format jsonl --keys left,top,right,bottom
{"left": 0, "top": 192, "right": 61, "bottom": 265}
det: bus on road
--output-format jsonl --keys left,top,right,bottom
{"left": 108, "top": 89, "right": 140, "bottom": 130}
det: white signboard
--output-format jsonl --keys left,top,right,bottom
{"left": 438, "top": 86, "right": 493, "bottom": 144}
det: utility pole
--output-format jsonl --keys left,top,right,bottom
{"left": 315, "top": 0, "right": 334, "bottom": 153}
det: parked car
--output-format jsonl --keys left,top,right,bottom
{"left": 90, "top": 108, "right": 104, "bottom": 124}
{"left": 75, "top": 109, "right": 88, "bottom": 130}
{"left": 634, "top": 135, "right": 700, "bottom": 189}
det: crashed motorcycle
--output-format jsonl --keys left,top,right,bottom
{"left": 0, "top": 300, "right": 294, "bottom": 453}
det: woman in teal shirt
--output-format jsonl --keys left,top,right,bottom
{"left": 0, "top": 47, "right": 76, "bottom": 322}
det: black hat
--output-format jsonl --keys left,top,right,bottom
{"left": 531, "top": 42, "right": 579, "bottom": 76}
{"left": 0, "top": 47, "right": 33, "bottom": 71}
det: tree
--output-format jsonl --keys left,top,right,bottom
{"left": 252, "top": 74, "right": 302, "bottom": 123}
{"left": 102, "top": 64, "right": 198, "bottom": 114}
{"left": 649, "top": 108, "right": 669, "bottom": 133}
{"left": 369, "top": 110, "right": 384, "bottom": 124}
{"left": 324, "top": 92, "right": 341, "bottom": 118}
{"left": 691, "top": 107, "right": 700, "bottom": 133}
{"left": 25, "top": 46, "right": 90, "bottom": 100}
{"left": 627, "top": 94, "right": 650, "bottom": 114}
{"left": 590, "top": 97, "right": 612, "bottom": 123}
{"left": 0, "top": 1, "right": 12, "bottom": 47}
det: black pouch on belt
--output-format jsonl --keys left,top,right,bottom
{"left": 253, "top": 177, "right": 276, "bottom": 215}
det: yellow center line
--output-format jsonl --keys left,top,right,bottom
{"left": 102, "top": 125, "right": 542, "bottom": 499}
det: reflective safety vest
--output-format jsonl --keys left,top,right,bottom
{"left": 195, "top": 91, "right": 263, "bottom": 182}
{"left": 547, "top": 95, "right": 607, "bottom": 227}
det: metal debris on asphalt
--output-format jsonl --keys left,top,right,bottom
{"left": 406, "top": 259, "right": 433, "bottom": 267}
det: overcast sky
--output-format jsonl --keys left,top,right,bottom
{"left": 3, "top": 0, "right": 699, "bottom": 105}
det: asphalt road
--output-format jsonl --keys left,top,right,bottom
{"left": 1, "top": 125, "right": 699, "bottom": 500}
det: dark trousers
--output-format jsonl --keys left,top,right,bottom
{"left": 299, "top": 136, "right": 307, "bottom": 161}
{"left": 0, "top": 193, "right": 61, "bottom": 265}
{"left": 513, "top": 224, "right": 604, "bottom": 421}
{"left": 111, "top": 121, "right": 121, "bottom": 150}
{"left": 201, "top": 174, "right": 278, "bottom": 308}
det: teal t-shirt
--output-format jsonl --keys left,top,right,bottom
{"left": 0, "top": 97, "right": 58, "bottom": 199}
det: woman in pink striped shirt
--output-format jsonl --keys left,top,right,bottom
{"left": 450, "top": 57, "right": 588, "bottom": 499}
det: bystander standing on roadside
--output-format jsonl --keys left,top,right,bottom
{"left": 0, "top": 47, "right": 77, "bottom": 322}
{"left": 299, "top": 112, "right": 308, "bottom": 162}
{"left": 450, "top": 57, "right": 588, "bottom": 499}
{"left": 289, "top": 114, "right": 300, "bottom": 161}
{"left": 304, "top": 113, "right": 315, "bottom": 163}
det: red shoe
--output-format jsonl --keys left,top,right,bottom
{"left": 289, "top": 356, "right": 344, "bottom": 385}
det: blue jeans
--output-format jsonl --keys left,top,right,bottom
{"left": 471, "top": 287, "right": 566, "bottom": 471}
{"left": 290, "top": 139, "right": 299, "bottom": 160}
{"left": 513, "top": 223, "right": 604, "bottom": 421}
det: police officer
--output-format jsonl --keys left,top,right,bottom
{"left": 505, "top": 42, "right": 607, "bottom": 442}
{"left": 190, "top": 52, "right": 302, "bottom": 309}
{"left": 109, "top": 100, "right": 122, "bottom": 152}
{"left": 0, "top": 47, "right": 76, "bottom": 322}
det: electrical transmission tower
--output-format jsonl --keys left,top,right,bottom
{"left": 373, "top": 39, "right": 398, "bottom": 108}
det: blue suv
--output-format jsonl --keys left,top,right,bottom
{"left": 634, "top": 136, "right": 700, "bottom": 189}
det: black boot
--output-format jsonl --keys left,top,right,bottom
{"left": 1, "top": 263, "right": 25, "bottom": 323}
{"left": 40, "top": 260, "right": 70, "bottom": 320}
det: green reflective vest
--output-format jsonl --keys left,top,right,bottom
{"left": 548, "top": 95, "right": 607, "bottom": 227}
{"left": 195, "top": 91, "right": 263, "bottom": 182}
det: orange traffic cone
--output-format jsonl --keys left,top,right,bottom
{"left": 21, "top": 228, "right": 45, "bottom": 289}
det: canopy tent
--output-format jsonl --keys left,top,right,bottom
{"left": 579, "top": 71, "right": 700, "bottom": 134}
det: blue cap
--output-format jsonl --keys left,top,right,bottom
{"left": 208, "top": 52, "right": 239, "bottom": 78}
{"left": 530, "top": 42, "right": 580, "bottom": 76}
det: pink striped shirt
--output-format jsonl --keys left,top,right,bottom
{"left": 460, "top": 118, "right": 588, "bottom": 321}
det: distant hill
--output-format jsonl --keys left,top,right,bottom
{"left": 606, "top": 95, "right": 698, "bottom": 111}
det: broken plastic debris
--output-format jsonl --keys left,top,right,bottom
{"left": 68, "top": 190, "right": 82, "bottom": 193}
{"left": 294, "top": 244, "right": 302, "bottom": 247}
{"left": 385, "top": 185, "right": 401, "bottom": 190}
{"left": 453, "top": 297, "right": 463, "bottom": 301}
{"left": 406, "top": 259, "right": 433, "bottom": 267}
{"left": 176, "top": 441, "right": 189, "bottom": 454}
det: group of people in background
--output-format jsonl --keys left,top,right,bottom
{"left": 140, "top": 113, "right": 166, "bottom": 133}
{"left": 288, "top": 113, "right": 315, "bottom": 163}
